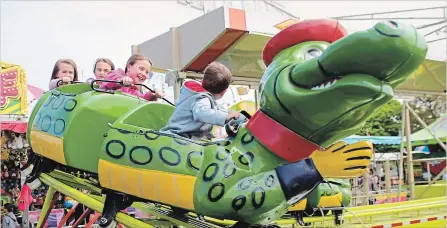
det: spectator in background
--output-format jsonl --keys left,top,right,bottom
{"left": 145, "top": 71, "right": 165, "bottom": 100}
{"left": 2, "top": 203, "right": 19, "bottom": 228}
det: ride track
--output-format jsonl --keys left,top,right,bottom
{"left": 34, "top": 170, "right": 446, "bottom": 228}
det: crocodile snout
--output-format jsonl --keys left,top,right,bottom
{"left": 317, "top": 20, "right": 427, "bottom": 88}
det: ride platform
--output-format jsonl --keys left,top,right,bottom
{"left": 35, "top": 170, "right": 296, "bottom": 228}
{"left": 33, "top": 170, "right": 446, "bottom": 228}
{"left": 297, "top": 196, "right": 446, "bottom": 228}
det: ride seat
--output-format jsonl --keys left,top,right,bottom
{"left": 115, "top": 102, "right": 227, "bottom": 146}
{"left": 121, "top": 102, "right": 175, "bottom": 130}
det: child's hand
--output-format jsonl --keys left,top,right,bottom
{"left": 226, "top": 111, "right": 240, "bottom": 121}
{"left": 155, "top": 89, "right": 164, "bottom": 98}
{"left": 61, "top": 77, "right": 72, "bottom": 83}
{"left": 121, "top": 76, "right": 134, "bottom": 86}
{"left": 151, "top": 92, "right": 163, "bottom": 99}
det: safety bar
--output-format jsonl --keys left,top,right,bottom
{"left": 56, "top": 80, "right": 84, "bottom": 87}
{"left": 89, "top": 79, "right": 175, "bottom": 106}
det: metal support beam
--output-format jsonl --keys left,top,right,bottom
{"left": 404, "top": 101, "right": 415, "bottom": 200}
{"left": 385, "top": 160, "right": 392, "bottom": 203}
{"left": 398, "top": 103, "right": 406, "bottom": 202}
{"left": 333, "top": 6, "right": 446, "bottom": 19}
{"left": 427, "top": 164, "right": 431, "bottom": 185}
{"left": 413, "top": 157, "right": 447, "bottom": 162}
{"left": 395, "top": 90, "right": 447, "bottom": 97}
{"left": 334, "top": 17, "right": 445, "bottom": 20}
{"left": 261, "top": 0, "right": 300, "bottom": 19}
{"left": 57, "top": 203, "right": 80, "bottom": 228}
{"left": 363, "top": 171, "right": 370, "bottom": 205}
{"left": 399, "top": 99, "right": 447, "bottom": 202}
{"left": 427, "top": 37, "right": 446, "bottom": 43}
{"left": 424, "top": 25, "right": 446, "bottom": 37}
{"left": 36, "top": 187, "right": 60, "bottom": 228}
{"left": 405, "top": 102, "right": 447, "bottom": 198}
{"left": 180, "top": 71, "right": 263, "bottom": 87}
{"left": 417, "top": 167, "right": 447, "bottom": 199}
{"left": 177, "top": 0, "right": 205, "bottom": 12}
{"left": 72, "top": 208, "right": 93, "bottom": 228}
{"left": 39, "top": 174, "right": 153, "bottom": 228}
{"left": 406, "top": 104, "right": 447, "bottom": 151}
{"left": 417, "top": 20, "right": 447, "bottom": 29}
{"left": 171, "top": 27, "right": 182, "bottom": 101}
{"left": 85, "top": 212, "right": 101, "bottom": 228}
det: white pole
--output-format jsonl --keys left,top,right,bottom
{"left": 404, "top": 101, "right": 415, "bottom": 200}
{"left": 398, "top": 103, "right": 406, "bottom": 201}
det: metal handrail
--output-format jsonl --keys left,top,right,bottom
{"left": 304, "top": 201, "right": 445, "bottom": 223}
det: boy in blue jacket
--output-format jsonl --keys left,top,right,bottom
{"left": 160, "top": 62, "right": 246, "bottom": 140}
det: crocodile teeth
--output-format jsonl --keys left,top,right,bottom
{"left": 311, "top": 79, "right": 337, "bottom": 90}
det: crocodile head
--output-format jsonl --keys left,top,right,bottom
{"left": 259, "top": 19, "right": 427, "bottom": 148}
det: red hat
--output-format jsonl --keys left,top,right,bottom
{"left": 262, "top": 19, "right": 348, "bottom": 67}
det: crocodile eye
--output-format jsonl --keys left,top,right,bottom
{"left": 304, "top": 48, "right": 322, "bottom": 61}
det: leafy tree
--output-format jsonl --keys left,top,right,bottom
{"left": 407, "top": 95, "right": 446, "bottom": 132}
{"left": 357, "top": 99, "right": 402, "bottom": 136}
{"left": 356, "top": 95, "right": 446, "bottom": 137}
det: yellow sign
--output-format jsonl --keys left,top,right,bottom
{"left": 0, "top": 62, "right": 28, "bottom": 115}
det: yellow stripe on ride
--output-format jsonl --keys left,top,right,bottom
{"left": 288, "top": 199, "right": 307, "bottom": 211}
{"left": 98, "top": 159, "right": 196, "bottom": 211}
{"left": 318, "top": 192, "right": 343, "bottom": 207}
{"left": 30, "top": 130, "right": 66, "bottom": 165}
{"left": 288, "top": 192, "right": 343, "bottom": 212}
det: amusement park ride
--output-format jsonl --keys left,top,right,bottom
{"left": 16, "top": 5, "right": 437, "bottom": 228}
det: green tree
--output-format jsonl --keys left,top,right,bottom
{"left": 357, "top": 99, "right": 402, "bottom": 136}
{"left": 407, "top": 95, "right": 446, "bottom": 132}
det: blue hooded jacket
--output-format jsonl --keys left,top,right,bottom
{"left": 160, "top": 80, "right": 245, "bottom": 140}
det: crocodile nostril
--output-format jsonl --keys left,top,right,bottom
{"left": 386, "top": 20, "right": 398, "bottom": 29}
{"left": 374, "top": 21, "right": 402, "bottom": 37}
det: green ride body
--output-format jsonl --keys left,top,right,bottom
{"left": 95, "top": 104, "right": 291, "bottom": 223}
{"left": 306, "top": 179, "right": 351, "bottom": 209}
{"left": 29, "top": 85, "right": 290, "bottom": 224}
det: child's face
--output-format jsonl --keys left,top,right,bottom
{"left": 126, "top": 60, "right": 151, "bottom": 84}
{"left": 94, "top": 61, "right": 112, "bottom": 79}
{"left": 56, "top": 63, "right": 75, "bottom": 80}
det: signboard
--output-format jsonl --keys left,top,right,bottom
{"left": 274, "top": 18, "right": 300, "bottom": 30}
{"left": 0, "top": 62, "right": 28, "bottom": 115}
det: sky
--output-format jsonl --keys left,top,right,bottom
{"left": 1, "top": 1, "right": 446, "bottom": 92}
{"left": 1, "top": 1, "right": 203, "bottom": 90}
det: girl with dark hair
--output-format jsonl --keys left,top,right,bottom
{"left": 48, "top": 59, "right": 78, "bottom": 90}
